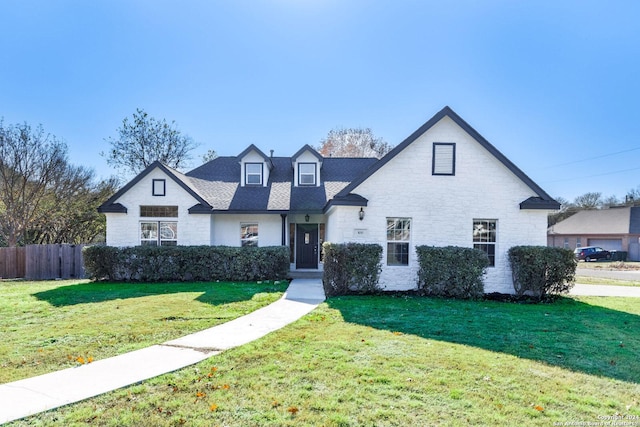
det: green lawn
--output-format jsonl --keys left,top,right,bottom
{"left": 10, "top": 293, "right": 640, "bottom": 426}
{"left": 0, "top": 279, "right": 287, "bottom": 383}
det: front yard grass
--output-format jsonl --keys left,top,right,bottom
{"left": 0, "top": 279, "right": 287, "bottom": 383}
{"left": 12, "top": 294, "right": 640, "bottom": 426}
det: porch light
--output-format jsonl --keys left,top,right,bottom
{"left": 305, "top": 214, "right": 310, "bottom": 222}
{"left": 359, "top": 207, "right": 365, "bottom": 221}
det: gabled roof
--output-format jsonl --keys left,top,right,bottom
{"left": 335, "top": 106, "right": 560, "bottom": 210}
{"left": 237, "top": 144, "right": 273, "bottom": 170}
{"left": 291, "top": 144, "right": 323, "bottom": 165}
{"left": 97, "top": 161, "right": 213, "bottom": 213}
{"left": 549, "top": 206, "right": 640, "bottom": 235}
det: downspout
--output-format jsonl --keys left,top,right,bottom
{"left": 280, "top": 214, "right": 287, "bottom": 246}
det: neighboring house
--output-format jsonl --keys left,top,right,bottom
{"left": 547, "top": 206, "right": 640, "bottom": 261}
{"left": 98, "top": 106, "right": 559, "bottom": 294}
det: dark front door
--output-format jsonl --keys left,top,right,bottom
{"left": 296, "top": 224, "right": 319, "bottom": 269}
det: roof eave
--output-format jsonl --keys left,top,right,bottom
{"left": 97, "top": 203, "right": 127, "bottom": 213}
{"left": 520, "top": 197, "right": 561, "bottom": 210}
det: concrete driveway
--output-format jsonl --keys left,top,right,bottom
{"left": 573, "top": 267, "right": 640, "bottom": 296}
{"left": 576, "top": 267, "right": 640, "bottom": 281}
{"left": 571, "top": 283, "right": 640, "bottom": 297}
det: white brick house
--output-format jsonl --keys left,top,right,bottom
{"left": 98, "top": 107, "right": 559, "bottom": 294}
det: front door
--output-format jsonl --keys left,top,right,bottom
{"left": 296, "top": 224, "right": 319, "bottom": 269}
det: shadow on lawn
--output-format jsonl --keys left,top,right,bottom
{"left": 326, "top": 295, "right": 640, "bottom": 384}
{"left": 33, "top": 281, "right": 286, "bottom": 307}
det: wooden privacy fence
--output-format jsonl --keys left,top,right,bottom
{"left": 0, "top": 244, "right": 86, "bottom": 280}
{"left": 0, "top": 247, "right": 26, "bottom": 279}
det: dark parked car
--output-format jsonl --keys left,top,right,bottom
{"left": 574, "top": 246, "right": 612, "bottom": 262}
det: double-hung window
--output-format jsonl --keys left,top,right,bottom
{"left": 245, "top": 163, "right": 263, "bottom": 185}
{"left": 387, "top": 218, "right": 411, "bottom": 266}
{"left": 298, "top": 163, "right": 316, "bottom": 185}
{"left": 240, "top": 223, "right": 259, "bottom": 247}
{"left": 473, "top": 219, "right": 496, "bottom": 267}
{"left": 140, "top": 205, "right": 178, "bottom": 246}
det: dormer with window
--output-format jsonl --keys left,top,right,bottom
{"left": 238, "top": 145, "right": 273, "bottom": 187}
{"left": 292, "top": 145, "right": 323, "bottom": 187}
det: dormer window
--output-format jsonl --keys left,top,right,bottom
{"left": 245, "top": 163, "right": 263, "bottom": 185}
{"left": 298, "top": 163, "right": 316, "bottom": 186}
{"left": 292, "top": 145, "right": 323, "bottom": 187}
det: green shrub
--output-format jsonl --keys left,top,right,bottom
{"left": 508, "top": 246, "right": 576, "bottom": 300}
{"left": 83, "top": 245, "right": 119, "bottom": 280}
{"left": 83, "top": 245, "right": 290, "bottom": 282}
{"left": 416, "top": 246, "right": 488, "bottom": 299}
{"left": 322, "top": 242, "right": 382, "bottom": 297}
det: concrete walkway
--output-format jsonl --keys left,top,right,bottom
{"left": 0, "top": 279, "right": 325, "bottom": 424}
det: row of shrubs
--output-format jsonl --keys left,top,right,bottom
{"left": 322, "top": 242, "right": 576, "bottom": 301}
{"left": 83, "top": 245, "right": 289, "bottom": 282}
{"left": 84, "top": 243, "right": 576, "bottom": 302}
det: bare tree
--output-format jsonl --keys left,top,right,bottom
{"left": 625, "top": 186, "right": 640, "bottom": 205}
{"left": 572, "top": 192, "right": 603, "bottom": 209}
{"left": 316, "top": 127, "right": 392, "bottom": 158}
{"left": 0, "top": 120, "right": 67, "bottom": 246}
{"left": 201, "top": 149, "right": 218, "bottom": 163}
{"left": 103, "top": 108, "right": 198, "bottom": 176}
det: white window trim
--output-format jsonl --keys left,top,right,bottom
{"left": 473, "top": 219, "right": 497, "bottom": 267}
{"left": 386, "top": 217, "right": 411, "bottom": 266}
{"left": 140, "top": 221, "right": 178, "bottom": 246}
{"left": 245, "top": 163, "right": 263, "bottom": 185}
{"left": 298, "top": 163, "right": 316, "bottom": 186}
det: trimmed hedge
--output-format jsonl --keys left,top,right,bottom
{"left": 508, "top": 246, "right": 576, "bottom": 300}
{"left": 83, "top": 245, "right": 290, "bottom": 282}
{"left": 416, "top": 246, "right": 488, "bottom": 299}
{"left": 322, "top": 242, "right": 383, "bottom": 297}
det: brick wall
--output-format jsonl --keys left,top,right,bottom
{"left": 328, "top": 116, "right": 550, "bottom": 294}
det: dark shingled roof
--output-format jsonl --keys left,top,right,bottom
{"left": 185, "top": 156, "right": 378, "bottom": 213}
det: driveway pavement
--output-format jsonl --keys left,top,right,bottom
{"left": 0, "top": 279, "right": 325, "bottom": 424}
{"left": 576, "top": 267, "right": 640, "bottom": 281}
{"left": 571, "top": 283, "right": 640, "bottom": 297}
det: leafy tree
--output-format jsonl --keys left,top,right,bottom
{"left": 103, "top": 108, "right": 198, "bottom": 176}
{"left": 26, "top": 171, "right": 118, "bottom": 244}
{"left": 0, "top": 120, "right": 68, "bottom": 246}
{"left": 0, "top": 119, "right": 117, "bottom": 246}
{"left": 316, "top": 127, "right": 392, "bottom": 158}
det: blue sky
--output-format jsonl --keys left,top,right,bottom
{"left": 1, "top": 0, "right": 639, "bottom": 202}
